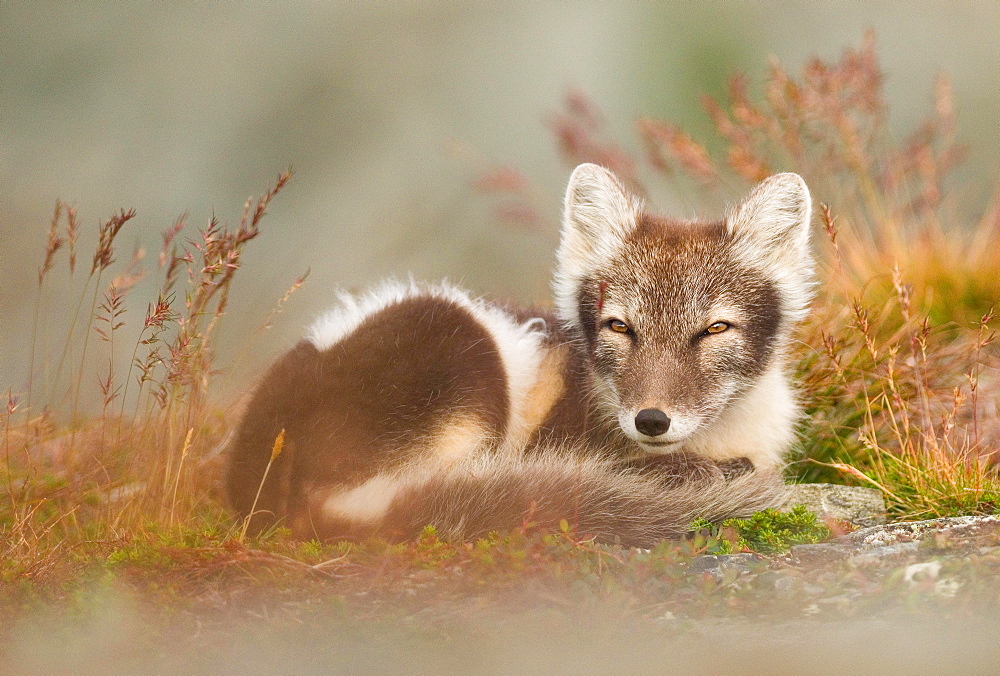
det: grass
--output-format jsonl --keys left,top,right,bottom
{"left": 1, "top": 34, "right": 998, "bottom": 639}
{"left": 3, "top": 170, "right": 295, "bottom": 575}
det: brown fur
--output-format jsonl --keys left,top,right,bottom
{"left": 505, "top": 306, "right": 634, "bottom": 455}
{"left": 227, "top": 294, "right": 509, "bottom": 536}
{"left": 574, "top": 215, "right": 782, "bottom": 427}
{"left": 227, "top": 297, "right": 785, "bottom": 543}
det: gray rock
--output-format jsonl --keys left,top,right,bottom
{"left": 848, "top": 541, "right": 920, "bottom": 567}
{"left": 687, "top": 553, "right": 763, "bottom": 577}
{"left": 761, "top": 570, "right": 819, "bottom": 595}
{"left": 782, "top": 483, "right": 887, "bottom": 526}
{"left": 788, "top": 543, "right": 852, "bottom": 565}
{"left": 800, "top": 581, "right": 826, "bottom": 596}
{"left": 842, "top": 515, "right": 1000, "bottom": 550}
{"left": 687, "top": 555, "right": 724, "bottom": 574}
{"left": 718, "top": 553, "right": 764, "bottom": 574}
{"left": 773, "top": 574, "right": 800, "bottom": 592}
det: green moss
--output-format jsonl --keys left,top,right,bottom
{"left": 692, "top": 506, "right": 831, "bottom": 555}
{"left": 295, "top": 539, "right": 326, "bottom": 563}
{"left": 105, "top": 541, "right": 175, "bottom": 568}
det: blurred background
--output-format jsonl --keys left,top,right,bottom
{"left": 2, "top": 1, "right": 998, "bottom": 400}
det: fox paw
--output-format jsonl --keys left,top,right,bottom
{"left": 716, "top": 456, "right": 754, "bottom": 480}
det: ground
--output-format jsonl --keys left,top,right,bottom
{"left": 5, "top": 516, "right": 1000, "bottom": 673}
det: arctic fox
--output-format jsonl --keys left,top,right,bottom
{"left": 226, "top": 164, "right": 813, "bottom": 547}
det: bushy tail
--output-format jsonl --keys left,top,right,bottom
{"left": 331, "top": 452, "right": 788, "bottom": 548}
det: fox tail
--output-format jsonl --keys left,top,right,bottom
{"left": 317, "top": 451, "right": 788, "bottom": 548}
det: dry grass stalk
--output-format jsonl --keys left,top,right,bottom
{"left": 27, "top": 201, "right": 68, "bottom": 413}
{"left": 239, "top": 428, "right": 285, "bottom": 543}
{"left": 169, "top": 427, "right": 194, "bottom": 528}
{"left": 549, "top": 89, "right": 643, "bottom": 196}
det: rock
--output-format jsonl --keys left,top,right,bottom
{"left": 687, "top": 555, "right": 724, "bottom": 575}
{"left": 773, "top": 574, "right": 799, "bottom": 592}
{"left": 719, "top": 553, "right": 763, "bottom": 571}
{"left": 759, "top": 570, "right": 824, "bottom": 595}
{"left": 902, "top": 560, "right": 942, "bottom": 584}
{"left": 782, "top": 483, "right": 886, "bottom": 526}
{"left": 787, "top": 543, "right": 851, "bottom": 565}
{"left": 847, "top": 541, "right": 920, "bottom": 567}
{"left": 842, "top": 515, "right": 1000, "bottom": 550}
{"left": 687, "top": 553, "right": 763, "bottom": 578}
{"left": 800, "top": 581, "right": 825, "bottom": 596}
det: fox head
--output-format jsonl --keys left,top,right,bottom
{"left": 554, "top": 163, "right": 813, "bottom": 455}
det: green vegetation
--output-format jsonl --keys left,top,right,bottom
{"left": 692, "top": 506, "right": 832, "bottom": 555}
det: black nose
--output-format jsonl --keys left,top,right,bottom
{"left": 634, "top": 408, "right": 671, "bottom": 437}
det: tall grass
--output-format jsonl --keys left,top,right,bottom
{"left": 480, "top": 33, "right": 999, "bottom": 519}
{"left": 2, "top": 171, "right": 300, "bottom": 569}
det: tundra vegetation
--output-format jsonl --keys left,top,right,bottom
{"left": 2, "top": 35, "right": 998, "bottom": 664}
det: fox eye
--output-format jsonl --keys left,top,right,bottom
{"left": 607, "top": 319, "right": 631, "bottom": 334}
{"left": 703, "top": 321, "right": 731, "bottom": 335}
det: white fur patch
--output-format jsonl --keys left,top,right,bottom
{"left": 468, "top": 303, "right": 547, "bottom": 448}
{"left": 617, "top": 408, "right": 704, "bottom": 450}
{"left": 306, "top": 279, "right": 547, "bottom": 450}
{"left": 306, "top": 279, "right": 427, "bottom": 351}
{"left": 434, "top": 417, "right": 489, "bottom": 463}
{"left": 322, "top": 474, "right": 403, "bottom": 524}
{"left": 320, "top": 416, "right": 488, "bottom": 526}
{"left": 683, "top": 360, "right": 797, "bottom": 468}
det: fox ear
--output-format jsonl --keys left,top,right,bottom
{"left": 727, "top": 173, "right": 814, "bottom": 322}
{"left": 554, "top": 164, "right": 642, "bottom": 323}
{"left": 726, "top": 172, "right": 812, "bottom": 272}
{"left": 559, "top": 163, "right": 641, "bottom": 270}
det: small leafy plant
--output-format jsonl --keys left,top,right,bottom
{"left": 692, "top": 506, "right": 832, "bottom": 556}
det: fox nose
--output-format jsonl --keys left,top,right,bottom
{"left": 634, "top": 408, "right": 671, "bottom": 437}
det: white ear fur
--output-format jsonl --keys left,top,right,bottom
{"left": 727, "top": 172, "right": 812, "bottom": 269}
{"left": 562, "top": 163, "right": 641, "bottom": 253}
{"left": 553, "top": 164, "right": 642, "bottom": 324}
{"left": 727, "top": 172, "right": 815, "bottom": 321}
